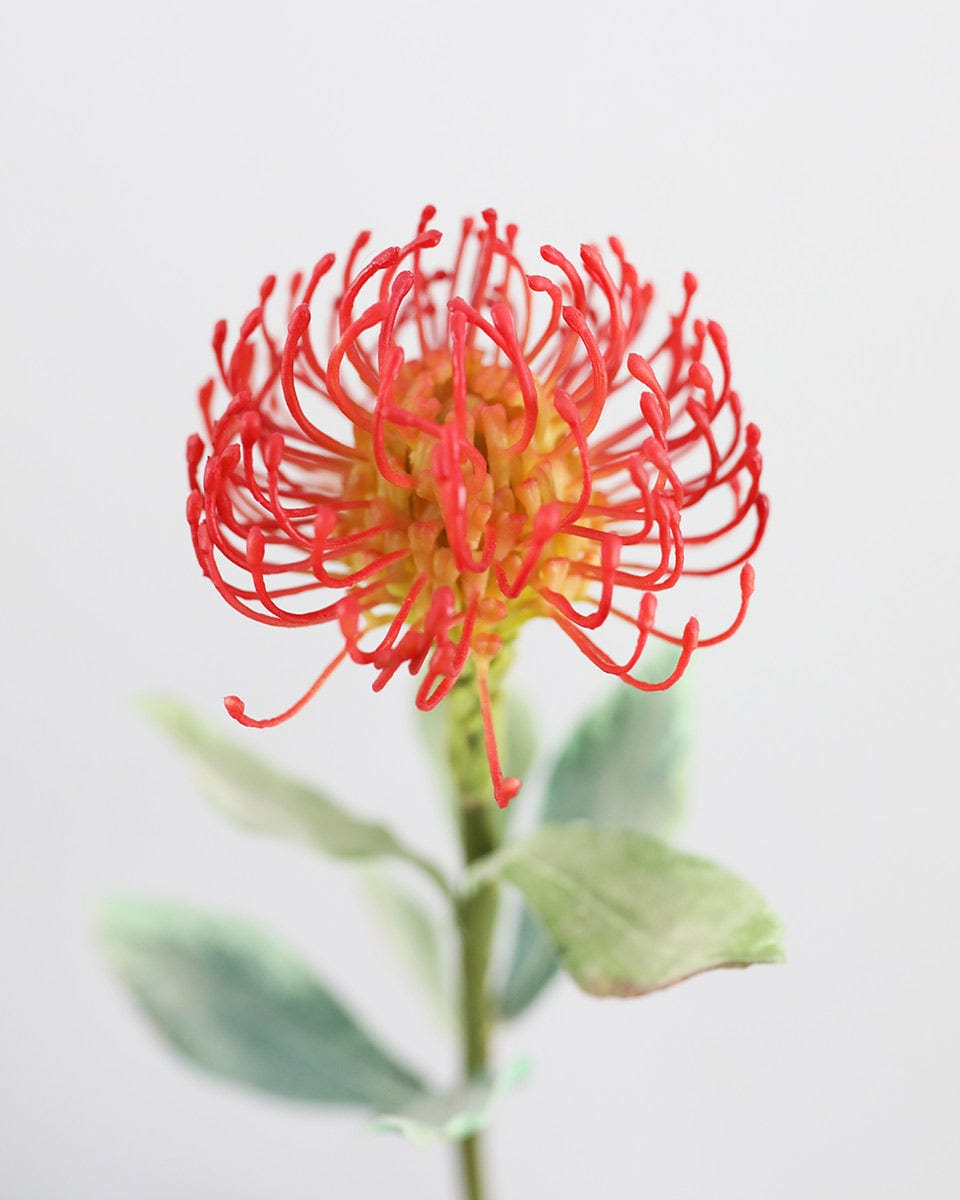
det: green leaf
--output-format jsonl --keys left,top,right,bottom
{"left": 500, "top": 668, "right": 692, "bottom": 1018}
{"left": 100, "top": 897, "right": 426, "bottom": 1109}
{"left": 374, "top": 1058, "right": 530, "bottom": 1145}
{"left": 541, "top": 665, "right": 692, "bottom": 835}
{"left": 498, "top": 907, "right": 557, "bottom": 1020}
{"left": 140, "top": 696, "right": 446, "bottom": 887}
{"left": 360, "top": 868, "right": 451, "bottom": 1023}
{"left": 478, "top": 826, "right": 784, "bottom": 998}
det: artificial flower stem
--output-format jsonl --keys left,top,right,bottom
{"left": 456, "top": 813, "right": 498, "bottom": 1200}
{"left": 459, "top": 1134, "right": 485, "bottom": 1200}
{"left": 449, "top": 663, "right": 507, "bottom": 1200}
{"left": 459, "top": 806, "right": 499, "bottom": 1075}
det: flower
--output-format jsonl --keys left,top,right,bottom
{"left": 187, "top": 207, "right": 767, "bottom": 808}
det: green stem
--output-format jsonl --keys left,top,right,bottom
{"left": 459, "top": 1130, "right": 486, "bottom": 1200}
{"left": 446, "top": 660, "right": 509, "bottom": 1200}
{"left": 457, "top": 804, "right": 499, "bottom": 1200}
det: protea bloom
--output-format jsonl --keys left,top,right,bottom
{"left": 187, "top": 207, "right": 766, "bottom": 808}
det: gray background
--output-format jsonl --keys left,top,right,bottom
{"left": 3, "top": 0, "right": 958, "bottom": 1195}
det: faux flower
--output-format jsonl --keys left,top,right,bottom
{"left": 187, "top": 208, "right": 767, "bottom": 807}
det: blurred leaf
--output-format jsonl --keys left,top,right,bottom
{"left": 499, "top": 694, "right": 538, "bottom": 784}
{"left": 140, "top": 696, "right": 446, "bottom": 886}
{"left": 477, "top": 826, "right": 784, "bottom": 998}
{"left": 360, "top": 868, "right": 451, "bottom": 1023}
{"left": 100, "top": 897, "right": 426, "bottom": 1109}
{"left": 500, "top": 667, "right": 692, "bottom": 1018}
{"left": 374, "top": 1057, "right": 530, "bottom": 1145}
{"left": 498, "top": 907, "right": 557, "bottom": 1020}
{"left": 541, "top": 665, "right": 691, "bottom": 834}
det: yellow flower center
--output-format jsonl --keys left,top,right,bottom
{"left": 340, "top": 348, "right": 601, "bottom": 656}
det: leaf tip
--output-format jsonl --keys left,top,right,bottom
{"left": 131, "top": 693, "right": 200, "bottom": 744}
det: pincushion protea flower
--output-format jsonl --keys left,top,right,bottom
{"left": 187, "top": 207, "right": 767, "bottom": 808}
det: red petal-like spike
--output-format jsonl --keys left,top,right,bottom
{"left": 476, "top": 657, "right": 521, "bottom": 809}
{"left": 224, "top": 648, "right": 349, "bottom": 729}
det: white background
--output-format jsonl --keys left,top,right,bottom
{"left": 3, "top": 1, "right": 959, "bottom": 1196}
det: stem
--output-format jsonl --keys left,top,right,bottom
{"left": 457, "top": 804, "right": 499, "bottom": 1200}
{"left": 460, "top": 806, "right": 500, "bottom": 1070}
{"left": 447, "top": 659, "right": 509, "bottom": 1200}
{"left": 459, "top": 1134, "right": 485, "bottom": 1200}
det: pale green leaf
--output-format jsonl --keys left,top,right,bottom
{"left": 140, "top": 696, "right": 445, "bottom": 887}
{"left": 541, "top": 666, "right": 692, "bottom": 835}
{"left": 360, "top": 868, "right": 451, "bottom": 1023}
{"left": 500, "top": 668, "right": 692, "bottom": 1018}
{"left": 374, "top": 1057, "right": 530, "bottom": 1145}
{"left": 498, "top": 907, "right": 557, "bottom": 1020}
{"left": 100, "top": 897, "right": 425, "bottom": 1108}
{"left": 478, "top": 826, "right": 784, "bottom": 998}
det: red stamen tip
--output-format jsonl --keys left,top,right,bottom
{"left": 707, "top": 318, "right": 727, "bottom": 346}
{"left": 185, "top": 490, "right": 202, "bottom": 526}
{"left": 553, "top": 389, "right": 577, "bottom": 423}
{"left": 372, "top": 247, "right": 401, "bottom": 270}
{"left": 240, "top": 308, "right": 262, "bottom": 339}
{"left": 240, "top": 410, "right": 261, "bottom": 444}
{"left": 246, "top": 526, "right": 265, "bottom": 566}
{"left": 224, "top": 695, "right": 245, "bottom": 720}
{"left": 288, "top": 304, "right": 311, "bottom": 337}
{"left": 265, "top": 432, "right": 285, "bottom": 471}
{"left": 314, "top": 506, "right": 338, "bottom": 539}
{"left": 495, "top": 777, "right": 522, "bottom": 809}
{"left": 186, "top": 434, "right": 204, "bottom": 472}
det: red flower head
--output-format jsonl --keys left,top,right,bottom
{"left": 187, "top": 208, "right": 767, "bottom": 808}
